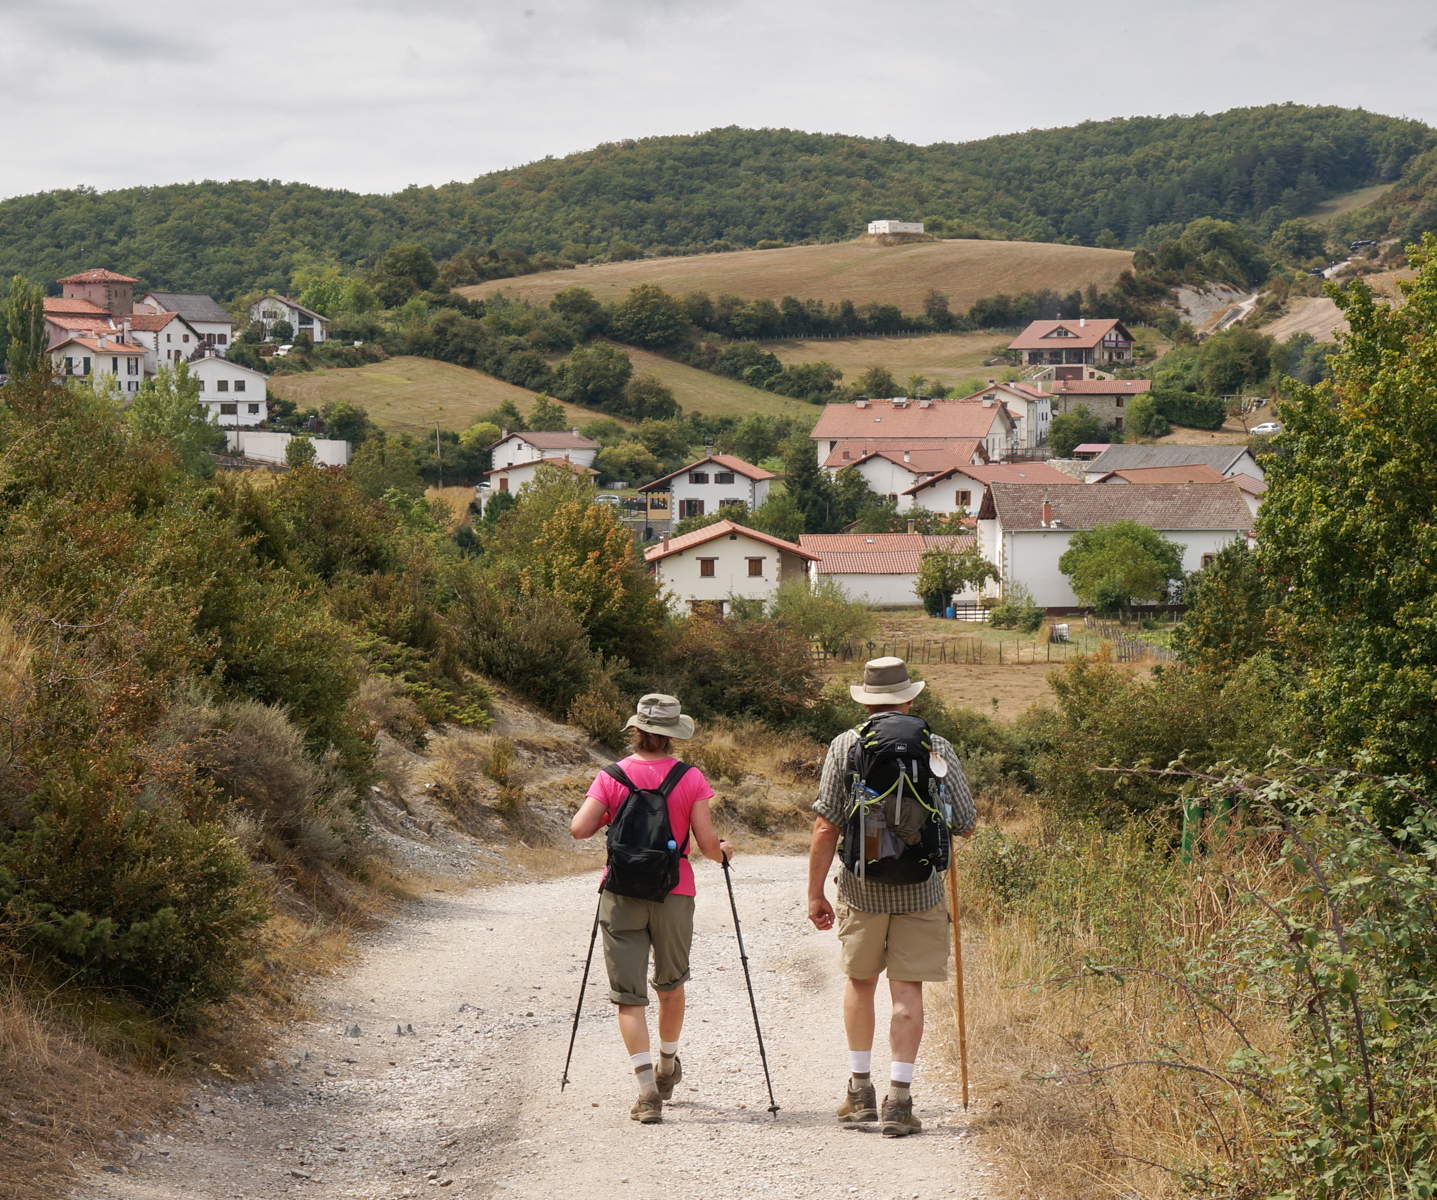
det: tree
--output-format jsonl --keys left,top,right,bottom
{"left": 1257, "top": 232, "right": 1437, "bottom": 791}
{"left": 459, "top": 420, "right": 501, "bottom": 453}
{"left": 833, "top": 465, "right": 878, "bottom": 527}
{"left": 1270, "top": 218, "right": 1328, "bottom": 262}
{"left": 578, "top": 417, "right": 627, "bottom": 445}
{"left": 554, "top": 343, "right": 633, "bottom": 412}
{"left": 631, "top": 418, "right": 693, "bottom": 463}
{"left": 769, "top": 576, "right": 876, "bottom": 655}
{"left": 373, "top": 244, "right": 438, "bottom": 306}
{"left": 126, "top": 363, "right": 225, "bottom": 477}
{"left": 923, "top": 289, "right": 954, "bottom": 330}
{"left": 1172, "top": 539, "right": 1273, "bottom": 671}
{"left": 321, "top": 401, "right": 371, "bottom": 444}
{"left": 1126, "top": 395, "right": 1170, "bottom": 439}
{"left": 853, "top": 366, "right": 898, "bottom": 398}
{"left": 550, "top": 287, "right": 606, "bottom": 338}
{"left": 270, "top": 319, "right": 294, "bottom": 343}
{"left": 285, "top": 435, "right": 317, "bottom": 468}
{"left": 528, "top": 393, "right": 568, "bottom": 432}
{"left": 608, "top": 284, "right": 691, "bottom": 350}
{"left": 782, "top": 438, "right": 838, "bottom": 533}
{"left": 348, "top": 433, "right": 425, "bottom": 499}
{"left": 620, "top": 374, "right": 679, "bottom": 420}
{"left": 915, "top": 545, "right": 999, "bottom": 615}
{"left": 749, "top": 492, "right": 805, "bottom": 541}
{"left": 595, "top": 440, "right": 662, "bottom": 484}
{"left": 1058, "top": 520, "right": 1186, "bottom": 611}
{"left": 1047, "top": 404, "right": 1103, "bottom": 457}
{"left": 4, "top": 274, "right": 47, "bottom": 379}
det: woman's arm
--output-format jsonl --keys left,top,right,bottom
{"left": 570, "top": 795, "right": 610, "bottom": 840}
{"left": 686, "top": 798, "right": 733, "bottom": 864}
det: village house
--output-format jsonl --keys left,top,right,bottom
{"left": 798, "top": 531, "right": 978, "bottom": 608}
{"left": 1091, "top": 462, "right": 1267, "bottom": 518}
{"left": 136, "top": 291, "right": 234, "bottom": 352}
{"left": 484, "top": 456, "right": 599, "bottom": 498}
{"left": 125, "top": 311, "right": 205, "bottom": 370}
{"left": 1043, "top": 378, "right": 1152, "bottom": 431}
{"left": 1008, "top": 318, "right": 1135, "bottom": 368}
{"left": 824, "top": 447, "right": 987, "bottom": 510}
{"left": 976, "top": 482, "right": 1254, "bottom": 610}
{"left": 44, "top": 300, "right": 204, "bottom": 377}
{"left": 903, "top": 461, "right": 1079, "bottom": 516}
{"left": 1080, "top": 444, "right": 1264, "bottom": 483}
{"left": 812, "top": 397, "right": 1016, "bottom": 467}
{"left": 189, "top": 349, "right": 268, "bottom": 426}
{"left": 955, "top": 381, "right": 1053, "bottom": 450}
{"left": 57, "top": 268, "right": 138, "bottom": 316}
{"left": 248, "top": 295, "right": 330, "bottom": 344}
{"left": 638, "top": 454, "right": 775, "bottom": 523}
{"left": 644, "top": 520, "right": 816, "bottom": 615}
{"left": 49, "top": 333, "right": 146, "bottom": 391}
{"left": 489, "top": 429, "right": 600, "bottom": 470}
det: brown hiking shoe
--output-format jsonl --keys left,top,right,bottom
{"left": 655, "top": 1056, "right": 683, "bottom": 1101}
{"left": 630, "top": 1093, "right": 663, "bottom": 1124}
{"left": 836, "top": 1080, "right": 878, "bottom": 1124}
{"left": 881, "top": 1093, "right": 922, "bottom": 1137}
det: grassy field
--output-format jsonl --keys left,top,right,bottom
{"left": 1305, "top": 182, "right": 1392, "bottom": 227}
{"left": 459, "top": 238, "right": 1134, "bottom": 312}
{"left": 618, "top": 343, "right": 815, "bottom": 419}
{"left": 769, "top": 331, "right": 1003, "bottom": 391}
{"left": 265, "top": 356, "right": 620, "bottom": 434}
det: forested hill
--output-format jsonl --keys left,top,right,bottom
{"left": 2, "top": 104, "right": 1432, "bottom": 301}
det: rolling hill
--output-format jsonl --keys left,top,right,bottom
{"left": 459, "top": 238, "right": 1133, "bottom": 312}
{"left": 2, "top": 106, "right": 1431, "bottom": 302}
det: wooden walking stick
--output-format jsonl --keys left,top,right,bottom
{"left": 947, "top": 861, "right": 970, "bottom": 1110}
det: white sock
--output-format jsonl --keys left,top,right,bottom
{"left": 631, "top": 1052, "right": 656, "bottom": 1097}
{"left": 659, "top": 1039, "right": 679, "bottom": 1074}
{"left": 890, "top": 1060, "right": 915, "bottom": 1100}
{"left": 849, "top": 1049, "right": 872, "bottom": 1087}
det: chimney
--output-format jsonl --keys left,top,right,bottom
{"left": 1079, "top": 317, "right": 1086, "bottom": 327}
{"left": 907, "top": 518, "right": 916, "bottom": 535}
{"left": 572, "top": 426, "right": 580, "bottom": 435}
{"left": 987, "top": 378, "right": 995, "bottom": 386}
{"left": 122, "top": 318, "right": 131, "bottom": 342}
{"left": 1042, "top": 495, "right": 1052, "bottom": 527}
{"left": 500, "top": 427, "right": 508, "bottom": 440}
{"left": 903, "top": 449, "right": 911, "bottom": 462}
{"left": 662, "top": 533, "right": 670, "bottom": 552}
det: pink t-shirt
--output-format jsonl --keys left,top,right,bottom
{"left": 585, "top": 756, "right": 715, "bottom": 896}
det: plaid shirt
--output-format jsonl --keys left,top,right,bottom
{"left": 813, "top": 726, "right": 976, "bottom": 915}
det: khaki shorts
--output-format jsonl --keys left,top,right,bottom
{"left": 836, "top": 899, "right": 950, "bottom": 982}
{"left": 600, "top": 890, "right": 695, "bottom": 1006}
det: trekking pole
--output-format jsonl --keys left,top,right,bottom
{"left": 720, "top": 852, "right": 780, "bottom": 1117}
{"left": 560, "top": 890, "right": 603, "bottom": 1091}
{"left": 946, "top": 862, "right": 970, "bottom": 1110}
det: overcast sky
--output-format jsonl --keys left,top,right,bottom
{"left": 3, "top": 0, "right": 1435, "bottom": 200}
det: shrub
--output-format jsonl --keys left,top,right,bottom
{"left": 567, "top": 671, "right": 627, "bottom": 750}
{"left": 988, "top": 582, "right": 1045, "bottom": 632}
{"left": 657, "top": 616, "right": 821, "bottom": 729}
{"left": 768, "top": 575, "right": 875, "bottom": 656}
{"left": 355, "top": 676, "right": 429, "bottom": 748}
{"left": 1151, "top": 389, "right": 1226, "bottom": 430}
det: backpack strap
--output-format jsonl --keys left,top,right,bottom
{"left": 602, "top": 763, "right": 636, "bottom": 793}
{"left": 658, "top": 761, "right": 693, "bottom": 858}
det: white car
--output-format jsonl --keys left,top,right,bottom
{"left": 593, "top": 494, "right": 622, "bottom": 506}
{"left": 1250, "top": 422, "right": 1281, "bottom": 435}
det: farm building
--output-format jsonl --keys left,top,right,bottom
{"left": 976, "top": 482, "right": 1254, "bottom": 610}
{"left": 489, "top": 430, "right": 600, "bottom": 470}
{"left": 645, "top": 520, "right": 816, "bottom": 615}
{"left": 638, "top": 455, "right": 775, "bottom": 523}
{"left": 1008, "top": 318, "right": 1134, "bottom": 368}
{"left": 1079, "top": 444, "right": 1264, "bottom": 483}
{"left": 799, "top": 532, "right": 979, "bottom": 608}
{"left": 1044, "top": 378, "right": 1152, "bottom": 430}
{"left": 867, "top": 220, "right": 924, "bottom": 235}
{"left": 903, "top": 461, "right": 1079, "bottom": 516}
{"left": 812, "top": 397, "right": 1016, "bottom": 467}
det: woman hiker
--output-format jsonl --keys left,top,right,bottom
{"left": 570, "top": 694, "right": 734, "bottom": 1124}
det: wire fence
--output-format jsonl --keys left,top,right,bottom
{"left": 813, "top": 620, "right": 1174, "bottom": 666}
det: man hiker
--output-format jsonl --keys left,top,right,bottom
{"left": 807, "top": 657, "right": 976, "bottom": 1137}
{"left": 570, "top": 694, "right": 733, "bottom": 1124}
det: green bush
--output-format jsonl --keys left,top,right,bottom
{"left": 769, "top": 575, "right": 875, "bottom": 656}
{"left": 1151, "top": 389, "right": 1226, "bottom": 430}
{"left": 988, "top": 582, "right": 1045, "bottom": 632}
{"left": 655, "top": 615, "right": 820, "bottom": 729}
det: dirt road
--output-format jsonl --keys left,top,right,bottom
{"left": 72, "top": 857, "right": 989, "bottom": 1200}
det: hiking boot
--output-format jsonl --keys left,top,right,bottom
{"left": 655, "top": 1055, "right": 683, "bottom": 1101}
{"left": 630, "top": 1093, "right": 663, "bottom": 1124}
{"left": 881, "top": 1093, "right": 922, "bottom": 1137}
{"left": 836, "top": 1080, "right": 878, "bottom": 1124}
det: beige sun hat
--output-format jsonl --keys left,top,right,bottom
{"left": 624, "top": 693, "right": 696, "bottom": 740}
{"left": 849, "top": 656, "right": 926, "bottom": 705}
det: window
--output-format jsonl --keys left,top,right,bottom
{"left": 182, "top": 334, "right": 190, "bottom": 343}
{"left": 1113, "top": 416, "right": 1124, "bottom": 431}
{"left": 64, "top": 357, "right": 74, "bottom": 374}
{"left": 841, "top": 450, "right": 851, "bottom": 461}
{"left": 888, "top": 494, "right": 898, "bottom": 504}
{"left": 699, "top": 558, "right": 717, "bottom": 578}
{"left": 1115, "top": 396, "right": 1124, "bottom": 408}
{"left": 247, "top": 403, "right": 260, "bottom": 414}
{"left": 111, "top": 357, "right": 119, "bottom": 372}
{"left": 681, "top": 499, "right": 705, "bottom": 518}
{"left": 1201, "top": 553, "right": 1216, "bottom": 569}
{"left": 715, "top": 472, "right": 735, "bottom": 485}
{"left": 234, "top": 379, "right": 246, "bottom": 392}
{"left": 127, "top": 357, "right": 139, "bottom": 375}
{"left": 166, "top": 334, "right": 171, "bottom": 343}
{"left": 83, "top": 357, "right": 91, "bottom": 375}
{"left": 956, "top": 489, "right": 971, "bottom": 507}
{"left": 297, "top": 314, "right": 313, "bottom": 327}
{"left": 746, "top": 558, "right": 763, "bottom": 577}
{"left": 217, "top": 380, "right": 229, "bottom": 392}
{"left": 262, "top": 309, "right": 279, "bottom": 321}
{"left": 197, "top": 380, "right": 205, "bottom": 391}
{"left": 205, "top": 333, "right": 216, "bottom": 345}
{"left": 498, "top": 477, "right": 509, "bottom": 492}
{"left": 128, "top": 381, "right": 138, "bottom": 392}
{"left": 219, "top": 403, "right": 237, "bottom": 415}
{"left": 689, "top": 472, "right": 709, "bottom": 484}
{"left": 647, "top": 493, "right": 669, "bottom": 512}
{"left": 218, "top": 334, "right": 228, "bottom": 345}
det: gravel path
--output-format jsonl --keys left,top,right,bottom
{"left": 70, "top": 856, "right": 988, "bottom": 1200}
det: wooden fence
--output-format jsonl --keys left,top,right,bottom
{"left": 812, "top": 621, "right": 1173, "bottom": 666}
{"left": 1084, "top": 619, "right": 1174, "bottom": 663}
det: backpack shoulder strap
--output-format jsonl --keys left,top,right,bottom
{"left": 602, "top": 763, "right": 636, "bottom": 793}
{"left": 656, "top": 760, "right": 691, "bottom": 798}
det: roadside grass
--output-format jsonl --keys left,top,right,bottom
{"left": 265, "top": 356, "right": 622, "bottom": 434}
{"left": 459, "top": 238, "right": 1134, "bottom": 313}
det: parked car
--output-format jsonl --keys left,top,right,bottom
{"left": 593, "top": 493, "right": 622, "bottom": 506}
{"left": 1250, "top": 422, "right": 1281, "bottom": 435}
{"left": 1307, "top": 266, "right": 1327, "bottom": 276}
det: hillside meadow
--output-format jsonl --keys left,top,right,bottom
{"left": 460, "top": 238, "right": 1135, "bottom": 313}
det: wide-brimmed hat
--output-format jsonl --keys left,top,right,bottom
{"left": 624, "top": 693, "right": 696, "bottom": 740}
{"left": 849, "top": 656, "right": 925, "bottom": 705}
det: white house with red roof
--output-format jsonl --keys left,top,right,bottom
{"left": 489, "top": 429, "right": 600, "bottom": 470}
{"left": 484, "top": 456, "right": 599, "bottom": 500}
{"left": 49, "top": 333, "right": 146, "bottom": 391}
{"left": 798, "top": 531, "right": 980, "bottom": 608}
{"left": 903, "top": 461, "right": 1080, "bottom": 516}
{"left": 638, "top": 454, "right": 776, "bottom": 522}
{"left": 1008, "top": 318, "right": 1135, "bottom": 368}
{"left": 189, "top": 350, "right": 268, "bottom": 427}
{"left": 811, "top": 397, "right": 1016, "bottom": 467}
{"left": 822, "top": 447, "right": 985, "bottom": 511}
{"left": 644, "top": 520, "right": 817, "bottom": 615}
{"left": 955, "top": 381, "right": 1053, "bottom": 450}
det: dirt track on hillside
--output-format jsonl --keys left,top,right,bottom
{"left": 69, "top": 858, "right": 994, "bottom": 1200}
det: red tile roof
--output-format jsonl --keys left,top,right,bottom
{"left": 645, "top": 520, "right": 817, "bottom": 563}
{"left": 1092, "top": 464, "right": 1227, "bottom": 485}
{"left": 125, "top": 312, "right": 186, "bottom": 332}
{"left": 494, "top": 431, "right": 600, "bottom": 451}
{"left": 1007, "top": 319, "right": 1128, "bottom": 351}
{"left": 981, "top": 482, "right": 1252, "bottom": 532}
{"left": 639, "top": 454, "right": 776, "bottom": 492}
{"left": 903, "top": 461, "right": 1080, "bottom": 496}
{"left": 50, "top": 336, "right": 145, "bottom": 355}
{"left": 812, "top": 399, "right": 1013, "bottom": 443}
{"left": 485, "top": 458, "right": 598, "bottom": 478}
{"left": 1047, "top": 379, "right": 1152, "bottom": 396}
{"left": 58, "top": 269, "right": 139, "bottom": 284}
{"left": 43, "top": 296, "right": 110, "bottom": 315}
{"left": 799, "top": 532, "right": 975, "bottom": 575}
{"left": 822, "top": 439, "right": 987, "bottom": 470}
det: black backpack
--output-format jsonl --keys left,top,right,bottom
{"left": 601, "top": 761, "right": 692, "bottom": 902}
{"left": 840, "top": 712, "right": 951, "bottom": 885}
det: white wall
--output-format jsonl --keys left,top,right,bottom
{"left": 492, "top": 437, "right": 598, "bottom": 470}
{"left": 905, "top": 476, "right": 980, "bottom": 516}
{"left": 250, "top": 297, "right": 328, "bottom": 344}
{"left": 191, "top": 357, "right": 266, "bottom": 424}
{"left": 828, "top": 456, "right": 923, "bottom": 509}
{"left": 670, "top": 469, "right": 770, "bottom": 517}
{"left": 656, "top": 540, "right": 808, "bottom": 612}
{"left": 226, "top": 430, "right": 350, "bottom": 466}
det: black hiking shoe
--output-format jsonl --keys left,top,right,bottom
{"left": 837, "top": 1080, "right": 878, "bottom": 1124}
{"left": 881, "top": 1093, "right": 922, "bottom": 1137}
{"left": 655, "top": 1055, "right": 682, "bottom": 1101}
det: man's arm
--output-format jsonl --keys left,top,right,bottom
{"left": 807, "top": 816, "right": 841, "bottom": 930}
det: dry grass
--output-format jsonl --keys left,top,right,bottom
{"left": 768, "top": 331, "right": 1002, "bottom": 390}
{"left": 684, "top": 720, "right": 825, "bottom": 846}
{"left": 266, "top": 356, "right": 623, "bottom": 435}
{"left": 459, "top": 239, "right": 1134, "bottom": 313}
{"left": 616, "top": 343, "right": 813, "bottom": 419}
{"left": 1304, "top": 182, "right": 1392, "bottom": 227}
{"left": 424, "top": 486, "right": 479, "bottom": 532}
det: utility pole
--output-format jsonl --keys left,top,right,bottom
{"left": 436, "top": 422, "right": 443, "bottom": 489}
